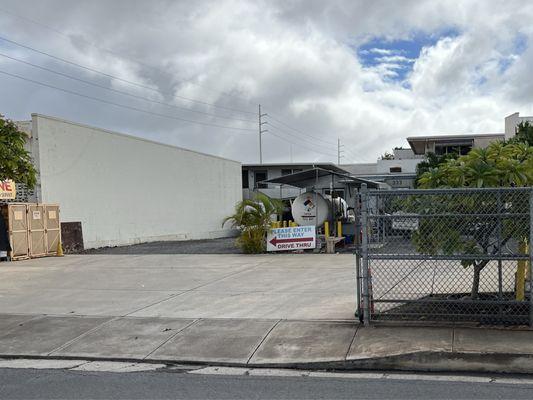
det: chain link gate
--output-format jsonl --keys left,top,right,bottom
{"left": 357, "top": 185, "right": 533, "bottom": 326}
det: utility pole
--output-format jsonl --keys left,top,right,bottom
{"left": 290, "top": 144, "right": 293, "bottom": 163}
{"left": 258, "top": 104, "right": 268, "bottom": 164}
{"left": 337, "top": 138, "right": 344, "bottom": 165}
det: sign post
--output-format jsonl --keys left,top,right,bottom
{"left": 0, "top": 180, "right": 16, "bottom": 200}
{"left": 267, "top": 225, "right": 316, "bottom": 252}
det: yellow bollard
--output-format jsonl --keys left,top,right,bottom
{"left": 516, "top": 240, "right": 528, "bottom": 301}
{"left": 337, "top": 221, "right": 342, "bottom": 237}
{"left": 324, "top": 221, "right": 330, "bottom": 238}
{"left": 283, "top": 220, "right": 287, "bottom": 228}
{"left": 56, "top": 239, "right": 64, "bottom": 257}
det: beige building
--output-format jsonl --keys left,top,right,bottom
{"left": 406, "top": 133, "right": 505, "bottom": 156}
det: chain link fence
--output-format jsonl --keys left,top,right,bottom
{"left": 357, "top": 186, "right": 533, "bottom": 326}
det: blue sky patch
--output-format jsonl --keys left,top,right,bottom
{"left": 357, "top": 28, "right": 460, "bottom": 82}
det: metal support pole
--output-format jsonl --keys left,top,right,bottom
{"left": 360, "top": 183, "right": 371, "bottom": 325}
{"left": 529, "top": 189, "right": 533, "bottom": 327}
{"left": 355, "top": 248, "right": 362, "bottom": 321}
{"left": 497, "top": 190, "right": 503, "bottom": 300}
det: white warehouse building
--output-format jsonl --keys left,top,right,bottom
{"left": 15, "top": 114, "right": 242, "bottom": 249}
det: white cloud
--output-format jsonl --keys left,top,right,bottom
{"left": 0, "top": 0, "right": 533, "bottom": 165}
{"left": 375, "top": 55, "right": 414, "bottom": 63}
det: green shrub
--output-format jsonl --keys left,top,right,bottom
{"left": 224, "top": 193, "right": 283, "bottom": 254}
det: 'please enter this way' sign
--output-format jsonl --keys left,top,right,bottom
{"left": 267, "top": 225, "right": 316, "bottom": 252}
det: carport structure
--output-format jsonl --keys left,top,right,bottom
{"left": 262, "top": 167, "right": 381, "bottom": 207}
{"left": 263, "top": 167, "right": 380, "bottom": 242}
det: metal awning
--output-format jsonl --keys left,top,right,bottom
{"left": 262, "top": 167, "right": 380, "bottom": 189}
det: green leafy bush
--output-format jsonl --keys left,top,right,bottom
{"left": 224, "top": 193, "right": 283, "bottom": 254}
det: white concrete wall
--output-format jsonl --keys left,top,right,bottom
{"left": 31, "top": 114, "right": 242, "bottom": 249}
{"left": 376, "top": 158, "right": 421, "bottom": 174}
{"left": 505, "top": 112, "right": 533, "bottom": 139}
{"left": 473, "top": 136, "right": 499, "bottom": 149}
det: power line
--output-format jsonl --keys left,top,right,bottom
{"left": 0, "top": 69, "right": 256, "bottom": 133}
{"left": 267, "top": 131, "right": 337, "bottom": 158}
{"left": 0, "top": 52, "right": 256, "bottom": 124}
{"left": 0, "top": 35, "right": 256, "bottom": 116}
{"left": 266, "top": 121, "right": 338, "bottom": 152}
{"left": 266, "top": 128, "right": 337, "bottom": 158}
{"left": 266, "top": 112, "right": 338, "bottom": 146}
{"left": 0, "top": 6, "right": 255, "bottom": 105}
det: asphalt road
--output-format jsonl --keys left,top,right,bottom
{"left": 2, "top": 368, "right": 533, "bottom": 400}
{"left": 84, "top": 237, "right": 242, "bottom": 254}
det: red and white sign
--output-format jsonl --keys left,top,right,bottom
{"left": 0, "top": 180, "right": 16, "bottom": 200}
{"left": 267, "top": 226, "right": 316, "bottom": 252}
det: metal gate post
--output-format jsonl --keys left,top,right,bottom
{"left": 529, "top": 189, "right": 533, "bottom": 327}
{"left": 360, "top": 184, "right": 371, "bottom": 325}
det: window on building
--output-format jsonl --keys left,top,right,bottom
{"left": 281, "top": 169, "right": 292, "bottom": 176}
{"left": 255, "top": 170, "right": 268, "bottom": 189}
{"left": 435, "top": 144, "right": 472, "bottom": 156}
{"left": 242, "top": 170, "right": 249, "bottom": 188}
{"left": 390, "top": 166, "right": 402, "bottom": 173}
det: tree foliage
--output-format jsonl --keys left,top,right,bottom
{"left": 0, "top": 115, "right": 37, "bottom": 189}
{"left": 418, "top": 142, "right": 533, "bottom": 189}
{"left": 223, "top": 193, "right": 283, "bottom": 254}
{"left": 414, "top": 152, "right": 458, "bottom": 188}
{"left": 507, "top": 121, "right": 533, "bottom": 146}
{"left": 412, "top": 141, "right": 533, "bottom": 298}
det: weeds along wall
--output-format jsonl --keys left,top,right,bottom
{"left": 30, "top": 114, "right": 242, "bottom": 249}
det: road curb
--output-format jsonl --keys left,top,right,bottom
{"left": 2, "top": 351, "right": 533, "bottom": 375}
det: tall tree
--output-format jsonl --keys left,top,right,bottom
{"left": 414, "top": 141, "right": 533, "bottom": 298}
{"left": 0, "top": 115, "right": 37, "bottom": 189}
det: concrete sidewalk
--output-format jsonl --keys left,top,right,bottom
{"left": 3, "top": 254, "right": 533, "bottom": 374}
{"left": 2, "top": 313, "right": 533, "bottom": 373}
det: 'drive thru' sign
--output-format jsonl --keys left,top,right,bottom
{"left": 267, "top": 225, "right": 316, "bottom": 252}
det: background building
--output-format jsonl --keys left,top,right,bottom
{"left": 407, "top": 133, "right": 505, "bottom": 156}
{"left": 242, "top": 163, "right": 348, "bottom": 200}
{"left": 505, "top": 112, "right": 533, "bottom": 139}
{"left": 16, "top": 114, "right": 242, "bottom": 249}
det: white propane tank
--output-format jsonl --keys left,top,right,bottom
{"left": 291, "top": 192, "right": 330, "bottom": 227}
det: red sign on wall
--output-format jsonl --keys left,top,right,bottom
{"left": 0, "top": 180, "right": 16, "bottom": 200}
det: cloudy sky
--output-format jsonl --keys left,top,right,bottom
{"left": 1, "top": 0, "right": 533, "bottom": 164}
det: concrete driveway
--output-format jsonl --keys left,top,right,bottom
{"left": 0, "top": 254, "right": 357, "bottom": 320}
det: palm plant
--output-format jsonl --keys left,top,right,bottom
{"left": 224, "top": 193, "right": 283, "bottom": 253}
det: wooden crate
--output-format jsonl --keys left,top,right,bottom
{"left": 1, "top": 203, "right": 61, "bottom": 260}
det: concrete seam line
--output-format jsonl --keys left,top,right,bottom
{"left": 344, "top": 324, "right": 360, "bottom": 361}
{"left": 142, "top": 318, "right": 201, "bottom": 360}
{"left": 46, "top": 316, "right": 122, "bottom": 356}
{"left": 122, "top": 263, "right": 263, "bottom": 317}
{"left": 245, "top": 319, "right": 282, "bottom": 365}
